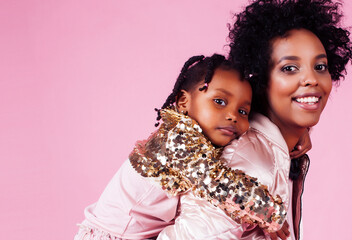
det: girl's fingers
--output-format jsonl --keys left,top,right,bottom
{"left": 276, "top": 230, "right": 288, "bottom": 239}
{"left": 269, "top": 232, "right": 278, "bottom": 240}
{"left": 269, "top": 221, "right": 290, "bottom": 240}
{"left": 281, "top": 221, "right": 290, "bottom": 237}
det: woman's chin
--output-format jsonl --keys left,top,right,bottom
{"left": 295, "top": 116, "right": 321, "bottom": 129}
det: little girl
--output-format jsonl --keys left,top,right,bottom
{"left": 75, "top": 54, "right": 287, "bottom": 240}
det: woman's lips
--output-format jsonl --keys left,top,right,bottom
{"left": 292, "top": 93, "right": 322, "bottom": 110}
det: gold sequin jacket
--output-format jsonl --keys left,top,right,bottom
{"left": 130, "top": 108, "right": 287, "bottom": 232}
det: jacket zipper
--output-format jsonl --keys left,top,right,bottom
{"left": 295, "top": 155, "right": 310, "bottom": 240}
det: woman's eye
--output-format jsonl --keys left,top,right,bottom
{"left": 281, "top": 65, "right": 298, "bottom": 73}
{"left": 239, "top": 109, "right": 248, "bottom": 116}
{"left": 214, "top": 99, "right": 226, "bottom": 106}
{"left": 315, "top": 64, "right": 328, "bottom": 72}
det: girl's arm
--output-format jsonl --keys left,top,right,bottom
{"left": 130, "top": 109, "right": 287, "bottom": 233}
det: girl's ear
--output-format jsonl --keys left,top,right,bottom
{"left": 176, "top": 90, "right": 191, "bottom": 113}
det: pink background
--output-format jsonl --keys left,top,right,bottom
{"left": 1, "top": 1, "right": 351, "bottom": 239}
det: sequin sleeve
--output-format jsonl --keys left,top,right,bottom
{"left": 129, "top": 108, "right": 287, "bottom": 232}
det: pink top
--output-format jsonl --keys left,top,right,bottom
{"left": 75, "top": 113, "right": 307, "bottom": 239}
{"left": 221, "top": 113, "right": 300, "bottom": 239}
{"left": 223, "top": 113, "right": 294, "bottom": 239}
{"left": 75, "top": 160, "right": 179, "bottom": 240}
{"left": 158, "top": 113, "right": 301, "bottom": 239}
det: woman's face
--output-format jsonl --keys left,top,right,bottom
{"left": 267, "top": 29, "right": 332, "bottom": 130}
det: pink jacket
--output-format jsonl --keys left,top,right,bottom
{"left": 157, "top": 113, "right": 309, "bottom": 239}
{"left": 75, "top": 113, "right": 309, "bottom": 240}
{"left": 75, "top": 160, "right": 179, "bottom": 240}
{"left": 220, "top": 113, "right": 309, "bottom": 239}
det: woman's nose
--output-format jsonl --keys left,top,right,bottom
{"left": 301, "top": 70, "right": 319, "bottom": 86}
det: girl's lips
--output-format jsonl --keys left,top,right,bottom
{"left": 218, "top": 126, "right": 238, "bottom": 137}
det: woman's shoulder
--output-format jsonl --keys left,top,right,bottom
{"left": 222, "top": 127, "right": 276, "bottom": 165}
{"left": 248, "top": 113, "right": 288, "bottom": 152}
{"left": 222, "top": 113, "right": 289, "bottom": 162}
{"left": 220, "top": 114, "right": 291, "bottom": 190}
{"left": 221, "top": 129, "right": 276, "bottom": 176}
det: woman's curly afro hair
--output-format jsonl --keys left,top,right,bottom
{"left": 228, "top": 0, "right": 352, "bottom": 114}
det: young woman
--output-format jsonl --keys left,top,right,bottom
{"left": 225, "top": 0, "right": 352, "bottom": 239}
{"left": 158, "top": 0, "right": 352, "bottom": 239}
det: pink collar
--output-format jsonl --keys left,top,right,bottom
{"left": 250, "top": 113, "right": 289, "bottom": 154}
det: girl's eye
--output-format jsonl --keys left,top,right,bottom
{"left": 214, "top": 99, "right": 226, "bottom": 106}
{"left": 239, "top": 109, "right": 248, "bottom": 116}
{"left": 315, "top": 64, "right": 328, "bottom": 72}
{"left": 281, "top": 65, "right": 299, "bottom": 73}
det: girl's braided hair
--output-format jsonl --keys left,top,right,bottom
{"left": 155, "top": 54, "right": 240, "bottom": 126}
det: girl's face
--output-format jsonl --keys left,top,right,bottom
{"left": 178, "top": 69, "right": 252, "bottom": 147}
{"left": 267, "top": 29, "right": 332, "bottom": 131}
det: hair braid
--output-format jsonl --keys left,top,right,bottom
{"left": 154, "top": 55, "right": 204, "bottom": 126}
{"left": 154, "top": 54, "right": 237, "bottom": 127}
{"left": 200, "top": 54, "right": 226, "bottom": 91}
{"left": 161, "top": 55, "right": 205, "bottom": 110}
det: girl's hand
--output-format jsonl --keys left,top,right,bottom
{"left": 268, "top": 221, "right": 290, "bottom": 240}
{"left": 290, "top": 128, "right": 312, "bottom": 159}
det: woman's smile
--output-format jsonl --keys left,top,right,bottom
{"left": 292, "top": 92, "right": 322, "bottom": 110}
{"left": 267, "top": 29, "right": 332, "bottom": 130}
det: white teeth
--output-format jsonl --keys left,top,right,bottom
{"left": 295, "top": 96, "right": 319, "bottom": 104}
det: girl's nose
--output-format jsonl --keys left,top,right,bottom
{"left": 226, "top": 113, "right": 237, "bottom": 123}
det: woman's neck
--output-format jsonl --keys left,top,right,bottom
{"left": 266, "top": 113, "right": 306, "bottom": 153}
{"left": 278, "top": 126, "right": 305, "bottom": 152}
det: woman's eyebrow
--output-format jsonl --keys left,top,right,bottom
{"left": 277, "top": 56, "right": 300, "bottom": 63}
{"left": 277, "top": 54, "right": 327, "bottom": 64}
{"left": 316, "top": 53, "right": 327, "bottom": 60}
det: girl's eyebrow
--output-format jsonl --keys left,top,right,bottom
{"left": 214, "top": 88, "right": 251, "bottom": 106}
{"left": 214, "top": 88, "right": 233, "bottom": 96}
{"left": 242, "top": 101, "right": 252, "bottom": 108}
{"left": 277, "top": 54, "right": 327, "bottom": 64}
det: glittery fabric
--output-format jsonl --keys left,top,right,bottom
{"left": 129, "top": 108, "right": 287, "bottom": 232}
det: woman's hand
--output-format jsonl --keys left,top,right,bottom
{"left": 268, "top": 221, "right": 290, "bottom": 240}
{"left": 290, "top": 128, "right": 312, "bottom": 159}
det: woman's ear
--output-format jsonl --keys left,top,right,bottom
{"left": 176, "top": 90, "right": 191, "bottom": 113}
